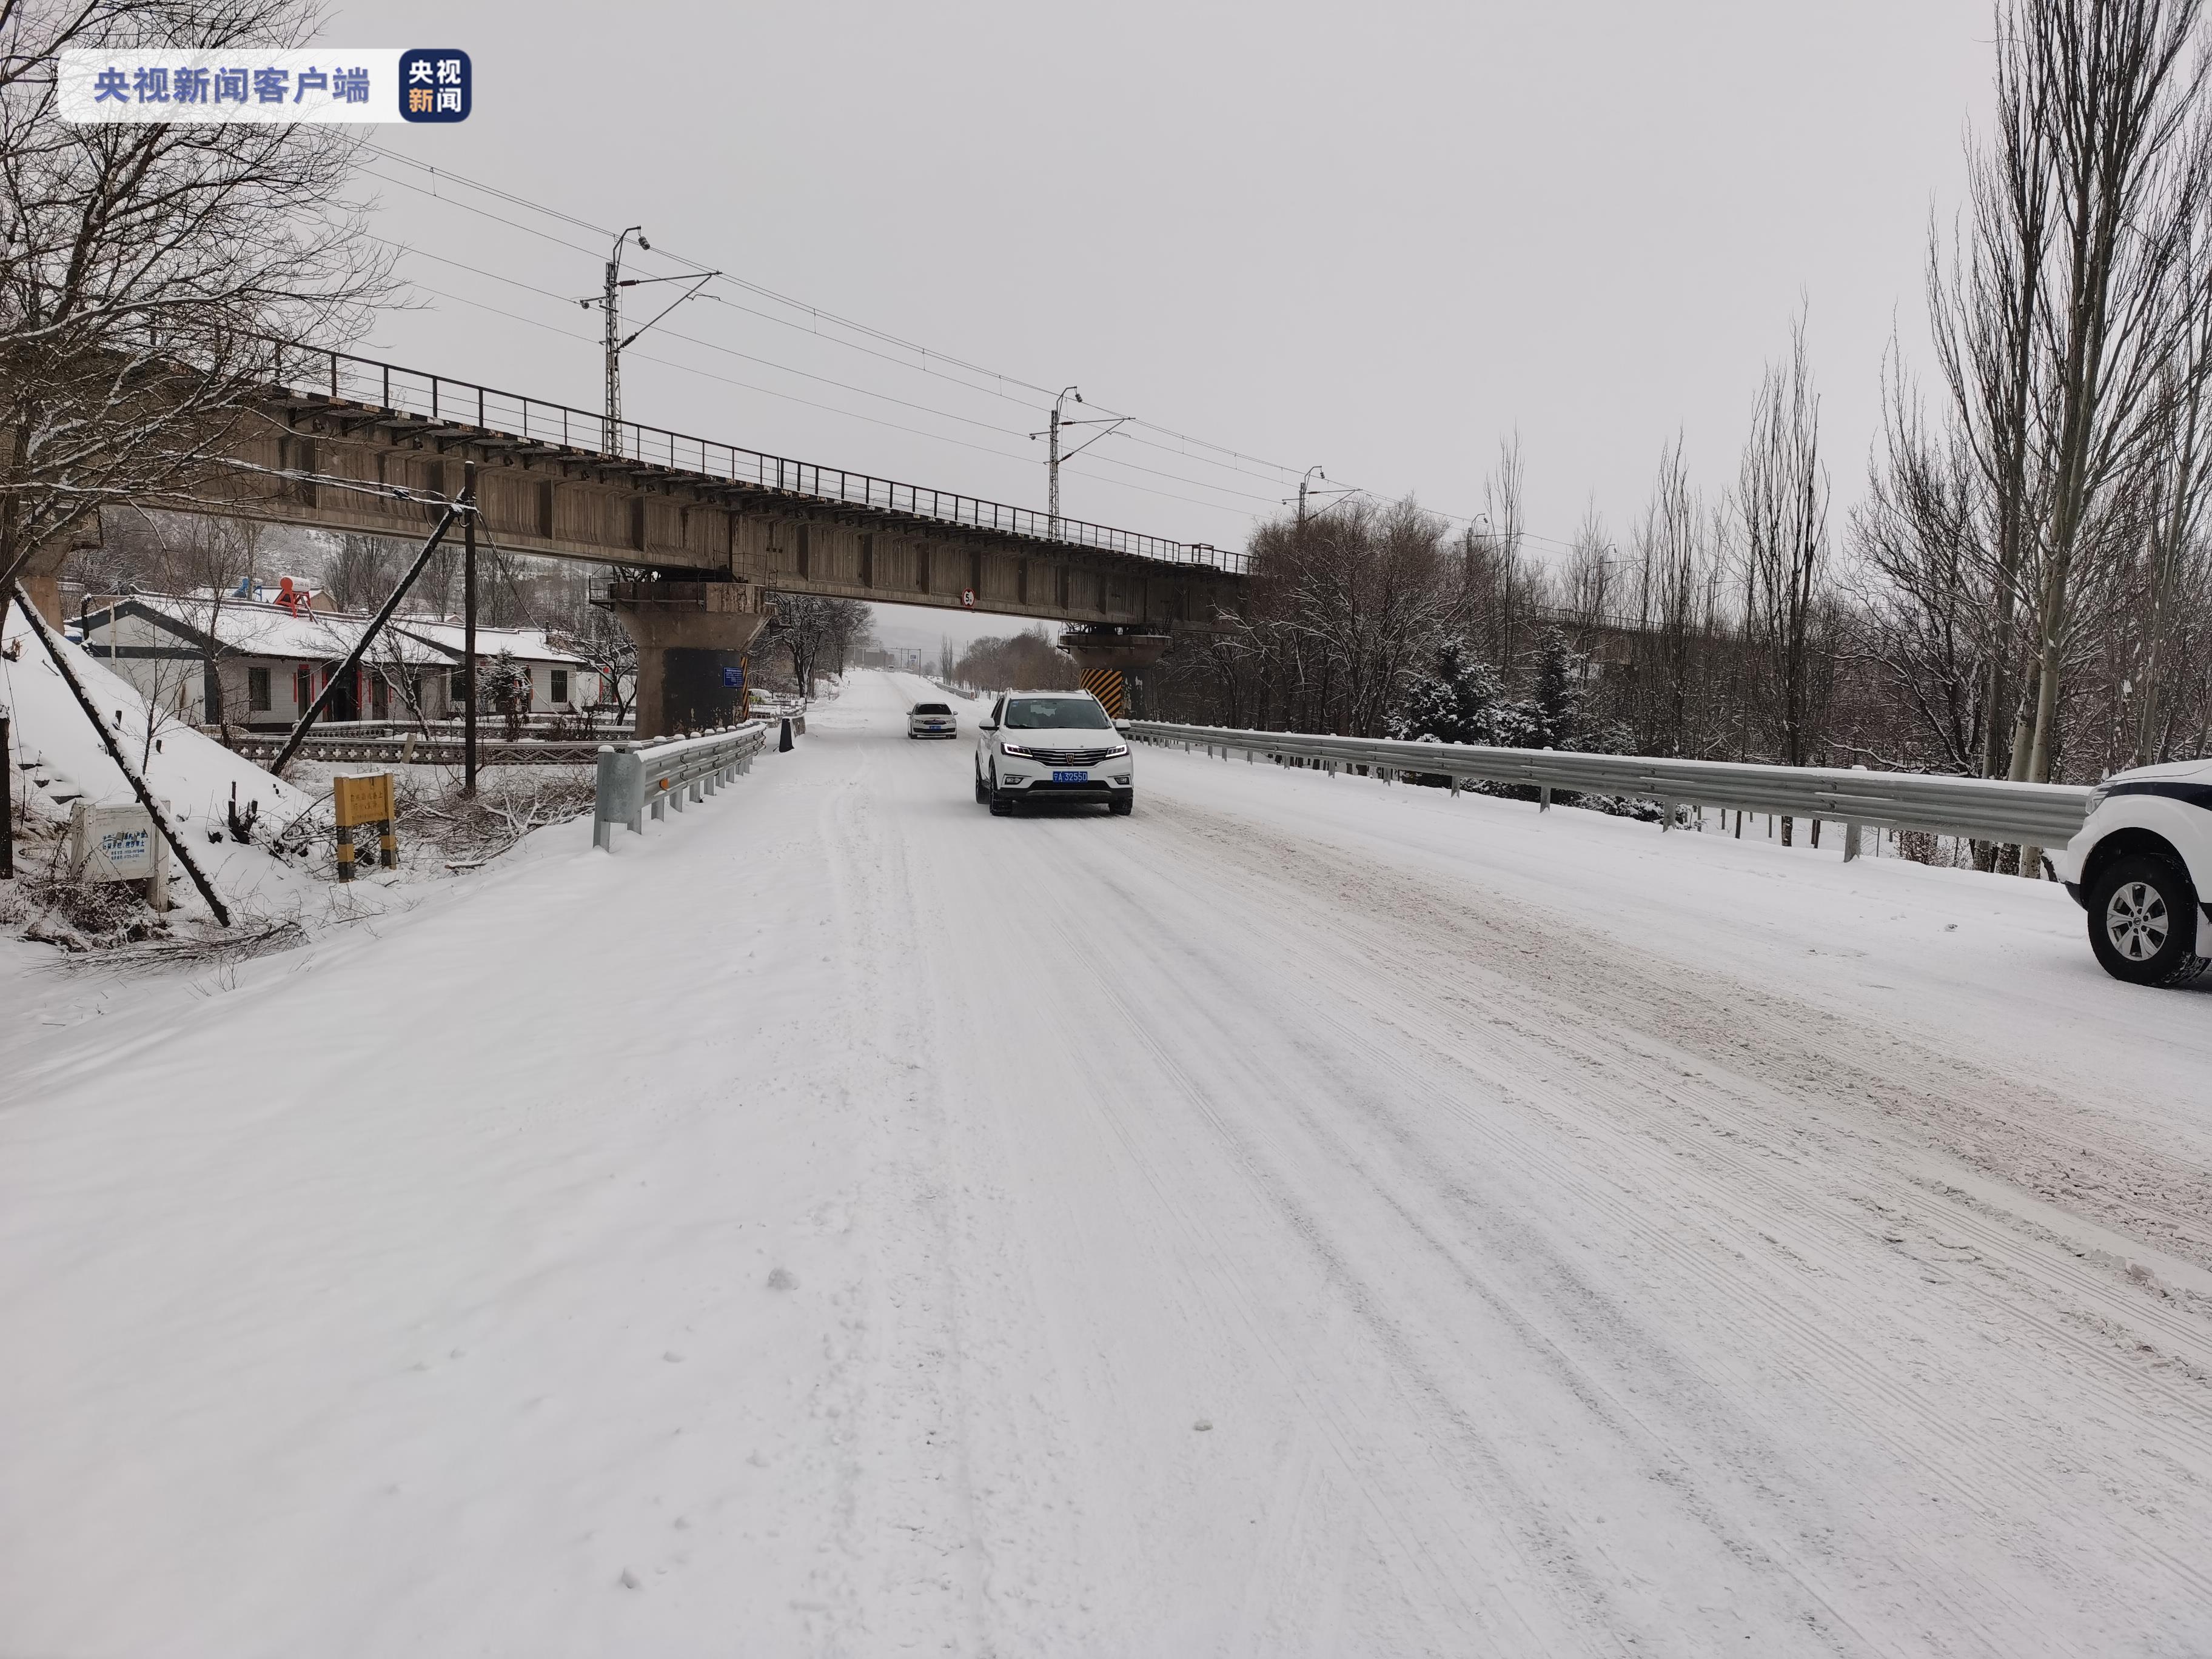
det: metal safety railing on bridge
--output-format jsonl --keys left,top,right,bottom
{"left": 1127, "top": 722, "right": 2096, "bottom": 854}
{"left": 269, "top": 344, "right": 1248, "bottom": 577}
{"left": 593, "top": 722, "right": 769, "bottom": 851}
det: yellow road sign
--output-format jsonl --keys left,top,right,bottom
{"left": 332, "top": 773, "right": 395, "bottom": 830}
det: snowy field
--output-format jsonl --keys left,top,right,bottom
{"left": 4, "top": 669, "right": 2211, "bottom": 1656}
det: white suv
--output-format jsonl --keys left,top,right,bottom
{"left": 2054, "top": 756, "right": 2212, "bottom": 986}
{"left": 974, "top": 691, "right": 1135, "bottom": 816}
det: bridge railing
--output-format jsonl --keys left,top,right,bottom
{"left": 592, "top": 722, "right": 769, "bottom": 850}
{"left": 1128, "top": 721, "right": 2095, "bottom": 850}
{"left": 272, "top": 344, "right": 1248, "bottom": 577}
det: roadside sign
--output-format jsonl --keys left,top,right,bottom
{"left": 69, "top": 803, "right": 158, "bottom": 880}
{"left": 961, "top": 588, "right": 976, "bottom": 608}
{"left": 722, "top": 665, "right": 744, "bottom": 689}
{"left": 332, "top": 772, "right": 395, "bottom": 829}
{"left": 331, "top": 773, "right": 399, "bottom": 882}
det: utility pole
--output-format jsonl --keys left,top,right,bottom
{"left": 1048, "top": 386, "right": 1076, "bottom": 535}
{"left": 1290, "top": 467, "right": 1354, "bottom": 528}
{"left": 463, "top": 460, "right": 478, "bottom": 797}
{"left": 602, "top": 226, "right": 644, "bottom": 458}
{"left": 1033, "top": 386, "right": 1125, "bottom": 540}
{"left": 581, "top": 227, "right": 718, "bottom": 463}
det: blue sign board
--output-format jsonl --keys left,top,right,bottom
{"left": 722, "top": 665, "right": 745, "bottom": 689}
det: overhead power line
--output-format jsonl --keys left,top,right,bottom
{"left": 359, "top": 146, "right": 1588, "bottom": 548}
{"left": 372, "top": 241, "right": 1293, "bottom": 514}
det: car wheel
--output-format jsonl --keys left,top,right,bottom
{"left": 1110, "top": 795, "right": 1134, "bottom": 816}
{"left": 2086, "top": 854, "right": 2209, "bottom": 986}
{"left": 988, "top": 768, "right": 1013, "bottom": 816}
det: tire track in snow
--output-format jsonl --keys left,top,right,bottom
{"left": 1111, "top": 787, "right": 2212, "bottom": 1648}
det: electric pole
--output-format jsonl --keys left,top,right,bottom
{"left": 581, "top": 226, "right": 719, "bottom": 462}
{"left": 1289, "top": 466, "right": 1354, "bottom": 527}
{"left": 602, "top": 226, "right": 644, "bottom": 457}
{"left": 1032, "top": 386, "right": 1125, "bottom": 540}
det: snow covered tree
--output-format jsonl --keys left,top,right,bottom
{"left": 0, "top": 0, "right": 390, "bottom": 618}
{"left": 1523, "top": 629, "right": 1588, "bottom": 750}
{"left": 1391, "top": 637, "right": 1526, "bottom": 747}
{"left": 483, "top": 651, "right": 530, "bottom": 739}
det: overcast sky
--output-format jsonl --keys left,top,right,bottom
{"left": 330, "top": 0, "right": 1994, "bottom": 594}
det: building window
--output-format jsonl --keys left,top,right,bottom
{"left": 248, "top": 666, "right": 271, "bottom": 712}
{"left": 551, "top": 668, "right": 568, "bottom": 703}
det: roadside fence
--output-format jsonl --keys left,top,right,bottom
{"left": 1127, "top": 722, "right": 2094, "bottom": 855}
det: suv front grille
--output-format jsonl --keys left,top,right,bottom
{"left": 1022, "top": 746, "right": 1116, "bottom": 766}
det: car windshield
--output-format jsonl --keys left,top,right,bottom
{"left": 1005, "top": 697, "right": 1111, "bottom": 730}
{"left": 912, "top": 703, "right": 951, "bottom": 715}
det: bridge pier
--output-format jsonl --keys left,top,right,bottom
{"left": 1060, "top": 626, "right": 1171, "bottom": 719}
{"left": 16, "top": 511, "right": 104, "bottom": 628}
{"left": 600, "top": 580, "right": 769, "bottom": 740}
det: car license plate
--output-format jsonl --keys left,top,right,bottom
{"left": 1053, "top": 770, "right": 1089, "bottom": 783}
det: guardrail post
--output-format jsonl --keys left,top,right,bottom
{"left": 1661, "top": 798, "right": 1675, "bottom": 831}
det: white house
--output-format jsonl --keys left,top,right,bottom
{"left": 76, "top": 593, "right": 448, "bottom": 729}
{"left": 76, "top": 595, "right": 604, "bottom": 729}
{"left": 387, "top": 620, "right": 602, "bottom": 716}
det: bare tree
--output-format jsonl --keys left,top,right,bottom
{"left": 320, "top": 532, "right": 397, "bottom": 612}
{"left": 0, "top": 0, "right": 391, "bottom": 615}
{"left": 2011, "top": 0, "right": 2208, "bottom": 808}
{"left": 1738, "top": 313, "right": 1837, "bottom": 800}
{"left": 762, "top": 592, "right": 870, "bottom": 696}
{"left": 1928, "top": 2, "right": 2057, "bottom": 785}
{"left": 1856, "top": 357, "right": 1999, "bottom": 777}
{"left": 549, "top": 606, "right": 637, "bottom": 725}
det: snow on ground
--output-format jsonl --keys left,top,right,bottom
{"left": 2, "top": 603, "right": 326, "bottom": 921}
{"left": 4, "top": 669, "right": 2211, "bottom": 1656}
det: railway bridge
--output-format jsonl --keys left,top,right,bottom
{"left": 30, "top": 347, "right": 1248, "bottom": 734}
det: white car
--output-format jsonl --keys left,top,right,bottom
{"left": 2053, "top": 756, "right": 2212, "bottom": 986}
{"left": 973, "top": 690, "right": 1135, "bottom": 816}
{"left": 908, "top": 700, "right": 959, "bottom": 739}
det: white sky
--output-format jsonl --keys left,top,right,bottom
{"left": 330, "top": 0, "right": 1994, "bottom": 572}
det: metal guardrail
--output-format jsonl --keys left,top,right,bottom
{"left": 592, "top": 722, "right": 769, "bottom": 851}
{"left": 269, "top": 345, "right": 1248, "bottom": 577}
{"left": 226, "top": 733, "right": 611, "bottom": 766}
{"left": 1128, "top": 722, "right": 2096, "bottom": 850}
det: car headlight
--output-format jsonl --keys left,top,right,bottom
{"left": 2087, "top": 787, "right": 2110, "bottom": 814}
{"left": 1000, "top": 742, "right": 1033, "bottom": 757}
{"left": 1101, "top": 743, "right": 1130, "bottom": 759}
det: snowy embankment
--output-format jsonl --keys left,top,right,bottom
{"left": 3, "top": 670, "right": 2211, "bottom": 1656}
{"left": 1, "top": 604, "right": 328, "bottom": 932}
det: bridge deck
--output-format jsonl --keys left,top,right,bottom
{"left": 203, "top": 347, "right": 1247, "bottom": 630}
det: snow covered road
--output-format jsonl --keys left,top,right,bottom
{"left": 5, "top": 669, "right": 2212, "bottom": 1655}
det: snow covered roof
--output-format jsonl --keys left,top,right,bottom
{"left": 389, "top": 620, "right": 589, "bottom": 667}
{"left": 82, "top": 595, "right": 584, "bottom": 668}
{"left": 85, "top": 594, "right": 450, "bottom": 666}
